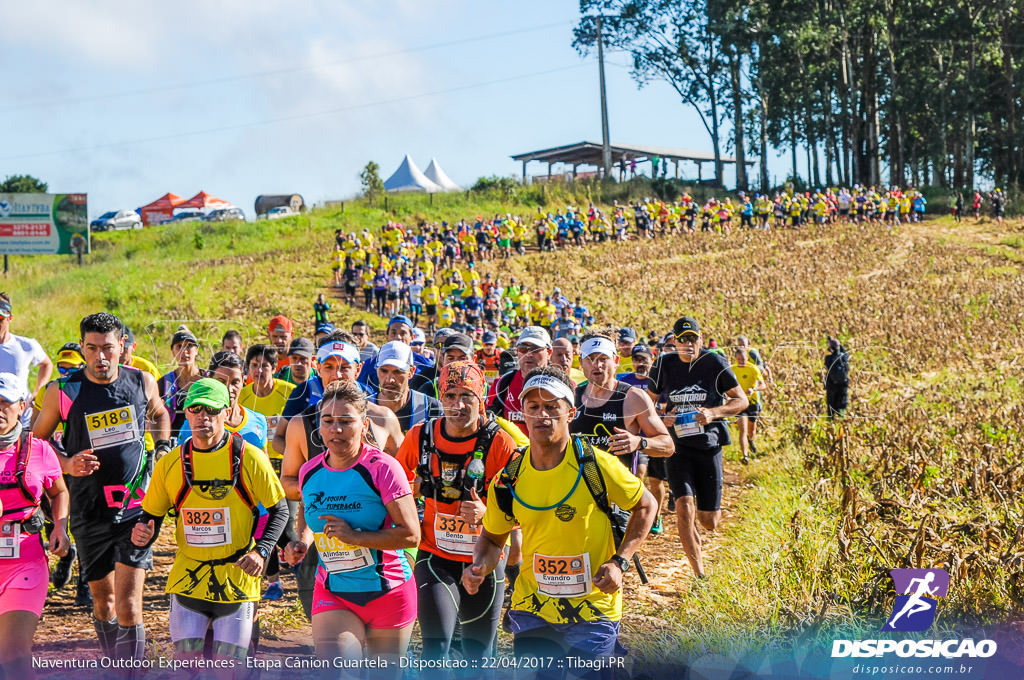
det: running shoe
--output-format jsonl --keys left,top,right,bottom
{"left": 667, "top": 494, "right": 676, "bottom": 513}
{"left": 262, "top": 582, "right": 284, "bottom": 601}
{"left": 750, "top": 441, "right": 758, "bottom": 455}
{"left": 75, "top": 577, "right": 93, "bottom": 608}
{"left": 650, "top": 516, "right": 663, "bottom": 535}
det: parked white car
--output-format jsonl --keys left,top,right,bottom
{"left": 91, "top": 209, "right": 142, "bottom": 231}
{"left": 266, "top": 206, "right": 297, "bottom": 220}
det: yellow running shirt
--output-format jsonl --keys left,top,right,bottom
{"left": 142, "top": 436, "right": 285, "bottom": 602}
{"left": 482, "top": 444, "right": 643, "bottom": 624}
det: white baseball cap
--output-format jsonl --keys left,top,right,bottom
{"left": 316, "top": 342, "right": 361, "bottom": 366}
{"left": 377, "top": 341, "right": 413, "bottom": 371}
{"left": 517, "top": 326, "right": 552, "bottom": 349}
{"left": 0, "top": 372, "right": 26, "bottom": 403}
{"left": 581, "top": 337, "right": 616, "bottom": 359}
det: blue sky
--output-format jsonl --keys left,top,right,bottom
{"left": 2, "top": 1, "right": 788, "bottom": 219}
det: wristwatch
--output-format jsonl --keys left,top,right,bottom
{"left": 608, "top": 554, "right": 630, "bottom": 573}
{"left": 254, "top": 545, "right": 270, "bottom": 560}
{"left": 638, "top": 437, "right": 648, "bottom": 451}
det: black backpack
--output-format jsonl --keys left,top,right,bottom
{"left": 417, "top": 416, "right": 502, "bottom": 500}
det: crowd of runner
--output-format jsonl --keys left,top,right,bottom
{"left": 0, "top": 189, "right": 876, "bottom": 679}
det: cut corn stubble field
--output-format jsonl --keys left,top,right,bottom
{"left": 28, "top": 214, "right": 1024, "bottom": 666}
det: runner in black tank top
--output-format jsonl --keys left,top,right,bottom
{"left": 570, "top": 380, "right": 637, "bottom": 470}
{"left": 61, "top": 366, "right": 150, "bottom": 525}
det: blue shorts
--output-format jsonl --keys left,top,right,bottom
{"left": 508, "top": 609, "right": 623, "bottom": 657}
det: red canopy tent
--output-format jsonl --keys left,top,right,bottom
{"left": 178, "top": 191, "right": 232, "bottom": 211}
{"left": 139, "top": 192, "right": 184, "bottom": 226}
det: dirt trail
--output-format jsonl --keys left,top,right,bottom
{"left": 32, "top": 465, "right": 746, "bottom": 668}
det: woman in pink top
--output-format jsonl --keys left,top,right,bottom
{"left": 0, "top": 372, "right": 70, "bottom": 677}
{"left": 285, "top": 380, "right": 419, "bottom": 679}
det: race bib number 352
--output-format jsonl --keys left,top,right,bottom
{"left": 86, "top": 405, "right": 140, "bottom": 450}
{"left": 182, "top": 507, "right": 232, "bottom": 547}
{"left": 533, "top": 552, "right": 592, "bottom": 598}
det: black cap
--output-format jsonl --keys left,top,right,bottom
{"left": 122, "top": 325, "right": 135, "bottom": 345}
{"left": 672, "top": 317, "right": 700, "bottom": 337}
{"left": 618, "top": 327, "right": 637, "bottom": 342}
{"left": 442, "top": 333, "right": 474, "bottom": 358}
{"left": 288, "top": 337, "right": 315, "bottom": 358}
{"left": 631, "top": 344, "right": 653, "bottom": 358}
{"left": 171, "top": 328, "right": 199, "bottom": 347}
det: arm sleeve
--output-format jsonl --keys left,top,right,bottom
{"left": 254, "top": 497, "right": 289, "bottom": 556}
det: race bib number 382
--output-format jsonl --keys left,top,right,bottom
{"left": 533, "top": 552, "right": 592, "bottom": 598}
{"left": 86, "top": 405, "right": 140, "bottom": 450}
{"left": 182, "top": 507, "right": 232, "bottom": 546}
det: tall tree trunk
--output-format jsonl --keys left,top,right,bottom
{"left": 708, "top": 35, "right": 723, "bottom": 186}
{"left": 884, "top": 0, "right": 904, "bottom": 185}
{"left": 791, "top": 112, "right": 799, "bottom": 182}
{"left": 966, "top": 36, "right": 976, "bottom": 190}
{"left": 729, "top": 48, "right": 748, "bottom": 191}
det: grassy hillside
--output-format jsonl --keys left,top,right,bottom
{"left": 14, "top": 192, "right": 1024, "bottom": 656}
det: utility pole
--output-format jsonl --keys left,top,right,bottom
{"left": 597, "top": 15, "right": 612, "bottom": 180}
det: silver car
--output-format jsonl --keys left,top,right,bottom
{"left": 91, "top": 209, "right": 143, "bottom": 231}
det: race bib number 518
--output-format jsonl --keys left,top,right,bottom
{"left": 86, "top": 405, "right": 140, "bottom": 450}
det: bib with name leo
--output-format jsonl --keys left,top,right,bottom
{"left": 533, "top": 552, "right": 592, "bottom": 598}
{"left": 673, "top": 406, "right": 704, "bottom": 437}
{"left": 314, "top": 532, "right": 373, "bottom": 573}
{"left": 0, "top": 521, "right": 20, "bottom": 559}
{"left": 433, "top": 512, "right": 481, "bottom": 555}
{"left": 181, "top": 507, "right": 232, "bottom": 547}
{"left": 86, "top": 404, "right": 141, "bottom": 450}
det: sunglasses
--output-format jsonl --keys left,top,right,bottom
{"left": 186, "top": 405, "right": 224, "bottom": 416}
{"left": 675, "top": 334, "right": 699, "bottom": 343}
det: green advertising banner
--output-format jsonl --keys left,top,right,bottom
{"left": 0, "top": 193, "right": 89, "bottom": 255}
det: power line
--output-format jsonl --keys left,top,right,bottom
{"left": 0, "top": 21, "right": 570, "bottom": 115}
{"left": 0, "top": 63, "right": 590, "bottom": 161}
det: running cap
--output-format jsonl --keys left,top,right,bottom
{"left": 519, "top": 374, "right": 574, "bottom": 407}
{"left": 378, "top": 341, "right": 413, "bottom": 371}
{"left": 388, "top": 314, "right": 413, "bottom": 330}
{"left": 56, "top": 342, "right": 85, "bottom": 366}
{"left": 673, "top": 317, "right": 701, "bottom": 337}
{"left": 618, "top": 327, "right": 637, "bottom": 342}
{"left": 442, "top": 333, "right": 475, "bottom": 359}
{"left": 122, "top": 326, "right": 135, "bottom": 345}
{"left": 316, "top": 341, "right": 361, "bottom": 366}
{"left": 171, "top": 327, "right": 199, "bottom": 347}
{"left": 268, "top": 315, "right": 293, "bottom": 335}
{"left": 433, "top": 327, "right": 455, "bottom": 347}
{"left": 0, "top": 373, "right": 25, "bottom": 402}
{"left": 517, "top": 326, "right": 552, "bottom": 349}
{"left": 411, "top": 328, "right": 426, "bottom": 346}
{"left": 287, "top": 337, "right": 315, "bottom": 358}
{"left": 184, "top": 378, "right": 230, "bottom": 410}
{"left": 581, "top": 337, "right": 617, "bottom": 359}
{"left": 315, "top": 322, "right": 335, "bottom": 335}
{"left": 631, "top": 344, "right": 654, "bottom": 358}
{"left": 482, "top": 331, "right": 497, "bottom": 344}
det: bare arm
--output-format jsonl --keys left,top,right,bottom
{"left": 271, "top": 416, "right": 288, "bottom": 456}
{"left": 462, "top": 527, "right": 511, "bottom": 594}
{"left": 33, "top": 356, "right": 53, "bottom": 402}
{"left": 32, "top": 382, "right": 62, "bottom": 441}
{"left": 710, "top": 384, "right": 749, "bottom": 420}
{"left": 281, "top": 416, "right": 308, "bottom": 501}
{"left": 367, "top": 403, "right": 403, "bottom": 456}
{"left": 622, "top": 389, "right": 673, "bottom": 458}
